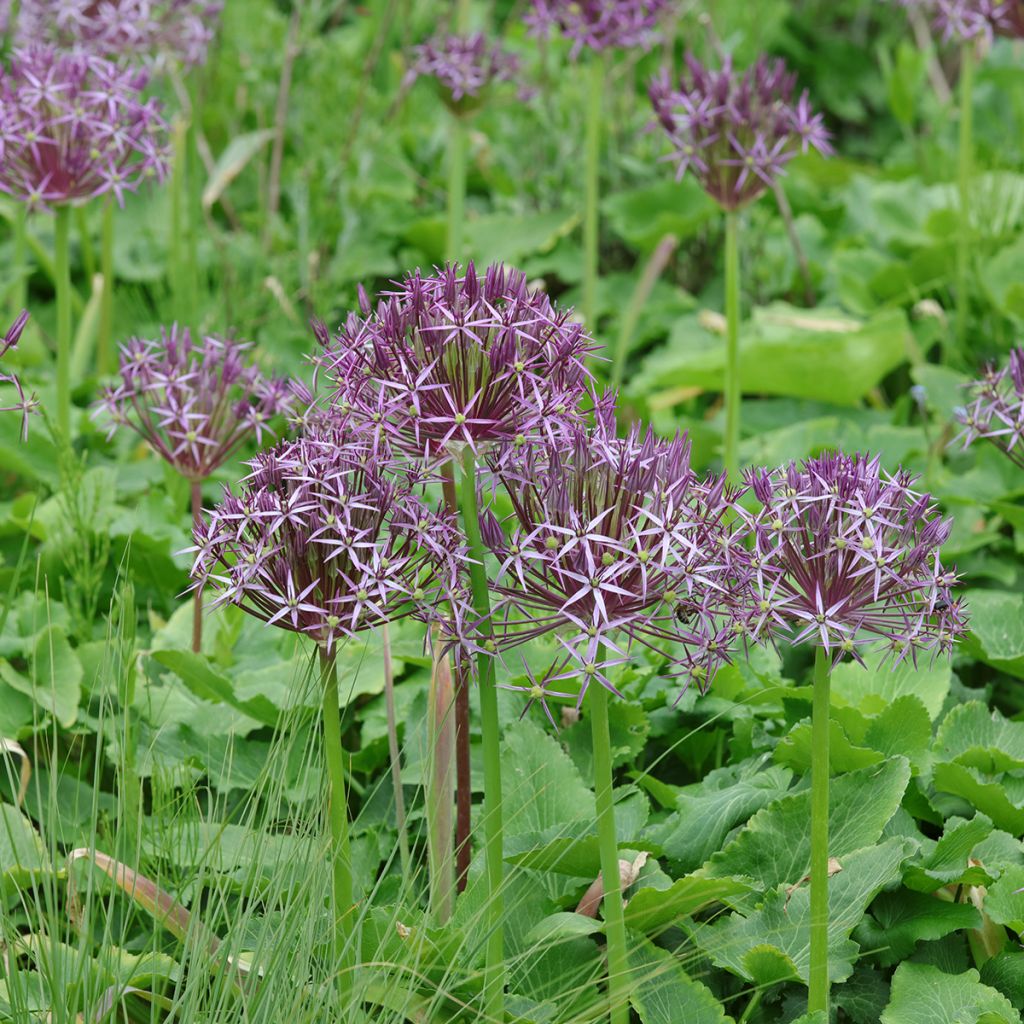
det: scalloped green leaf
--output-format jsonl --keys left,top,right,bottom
{"left": 880, "top": 963, "right": 1020, "bottom": 1024}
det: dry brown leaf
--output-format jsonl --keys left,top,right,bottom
{"left": 0, "top": 737, "right": 30, "bottom": 808}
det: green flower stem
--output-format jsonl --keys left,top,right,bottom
{"left": 956, "top": 41, "right": 974, "bottom": 354}
{"left": 382, "top": 623, "right": 411, "bottom": 880}
{"left": 54, "top": 205, "right": 72, "bottom": 441}
{"left": 589, "top": 677, "right": 630, "bottom": 1024}
{"left": 320, "top": 646, "right": 355, "bottom": 999}
{"left": 190, "top": 481, "right": 204, "bottom": 654}
{"left": 10, "top": 204, "right": 26, "bottom": 324}
{"left": 808, "top": 645, "right": 831, "bottom": 1015}
{"left": 446, "top": 113, "right": 467, "bottom": 263}
{"left": 169, "top": 116, "right": 193, "bottom": 325}
{"left": 582, "top": 55, "right": 603, "bottom": 330}
{"left": 427, "top": 631, "right": 456, "bottom": 924}
{"left": 75, "top": 206, "right": 95, "bottom": 280}
{"left": 98, "top": 200, "right": 115, "bottom": 376}
{"left": 723, "top": 210, "right": 741, "bottom": 481}
{"left": 457, "top": 0, "right": 471, "bottom": 30}
{"left": 457, "top": 445, "right": 505, "bottom": 1021}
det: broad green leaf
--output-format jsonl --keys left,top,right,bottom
{"left": 961, "top": 592, "right": 1024, "bottom": 680}
{"left": 0, "top": 802, "right": 49, "bottom": 895}
{"left": 855, "top": 890, "right": 981, "bottom": 965}
{"left": 935, "top": 702, "right": 1024, "bottom": 773}
{"left": 864, "top": 696, "right": 933, "bottom": 773}
{"left": 932, "top": 763, "right": 1024, "bottom": 834}
{"left": 202, "top": 129, "right": 275, "bottom": 210}
{"left": 628, "top": 938, "right": 733, "bottom": 1024}
{"left": 603, "top": 179, "right": 717, "bottom": 253}
{"left": 700, "top": 839, "right": 913, "bottom": 985}
{"left": 774, "top": 717, "right": 883, "bottom": 774}
{"left": 468, "top": 210, "right": 579, "bottom": 267}
{"left": 525, "top": 913, "right": 602, "bottom": 945}
{"left": 830, "top": 653, "right": 951, "bottom": 721}
{"left": 623, "top": 874, "right": 751, "bottom": 935}
{"left": 707, "top": 758, "right": 911, "bottom": 888}
{"left": 981, "top": 951, "right": 1024, "bottom": 1011}
{"left": 0, "top": 625, "right": 83, "bottom": 728}
{"left": 836, "top": 967, "right": 892, "bottom": 1024}
{"left": 984, "top": 865, "right": 1024, "bottom": 933}
{"left": 645, "top": 761, "right": 793, "bottom": 873}
{"left": 904, "top": 815, "right": 995, "bottom": 892}
{"left": 880, "top": 962, "right": 1021, "bottom": 1024}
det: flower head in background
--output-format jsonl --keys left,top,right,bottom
{"left": 897, "top": 0, "right": 1024, "bottom": 43}
{"left": 315, "top": 262, "right": 597, "bottom": 462}
{"left": 0, "top": 47, "right": 169, "bottom": 210}
{"left": 954, "top": 347, "right": 1024, "bottom": 467}
{"left": 526, "top": 0, "right": 669, "bottom": 57}
{"left": 0, "top": 312, "right": 36, "bottom": 440}
{"left": 408, "top": 33, "right": 522, "bottom": 115}
{"left": 190, "top": 430, "right": 467, "bottom": 652}
{"left": 742, "top": 453, "right": 966, "bottom": 665}
{"left": 649, "top": 54, "right": 832, "bottom": 211}
{"left": 96, "top": 326, "right": 296, "bottom": 481}
{"left": 16, "top": 0, "right": 223, "bottom": 68}
{"left": 478, "top": 415, "right": 753, "bottom": 708}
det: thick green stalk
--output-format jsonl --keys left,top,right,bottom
{"left": 723, "top": 211, "right": 741, "bottom": 481}
{"left": 457, "top": 446, "right": 505, "bottom": 1021}
{"left": 10, "top": 205, "right": 27, "bottom": 324}
{"left": 169, "top": 116, "right": 190, "bottom": 324}
{"left": 589, "top": 678, "right": 630, "bottom": 1024}
{"left": 54, "top": 205, "right": 72, "bottom": 440}
{"left": 456, "top": 0, "right": 471, "bottom": 30}
{"left": 582, "top": 56, "right": 603, "bottom": 330}
{"left": 98, "top": 201, "right": 115, "bottom": 376}
{"left": 427, "top": 633, "right": 455, "bottom": 924}
{"left": 808, "top": 646, "right": 831, "bottom": 1015}
{"left": 382, "top": 623, "right": 411, "bottom": 879}
{"left": 956, "top": 42, "right": 974, "bottom": 353}
{"left": 320, "top": 648, "right": 355, "bottom": 999}
{"left": 446, "top": 113, "right": 468, "bottom": 263}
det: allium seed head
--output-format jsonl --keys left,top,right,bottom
{"left": 526, "top": 0, "right": 669, "bottom": 57}
{"left": 648, "top": 54, "right": 832, "bottom": 211}
{"left": 95, "top": 326, "right": 297, "bottom": 481}
{"left": 314, "top": 262, "right": 597, "bottom": 462}
{"left": 740, "top": 452, "right": 967, "bottom": 665}
{"left": 408, "top": 33, "right": 521, "bottom": 115}
{"left": 0, "top": 311, "right": 36, "bottom": 441}
{"left": 0, "top": 46, "right": 169, "bottom": 210}
{"left": 954, "top": 347, "right": 1024, "bottom": 468}
{"left": 190, "top": 431, "right": 468, "bottom": 652}
{"left": 897, "top": 0, "right": 1024, "bottom": 43}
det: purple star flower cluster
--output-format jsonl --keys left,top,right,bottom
{"left": 0, "top": 46, "right": 169, "bottom": 210}
{"left": 0, "top": 311, "right": 35, "bottom": 441}
{"left": 190, "top": 432, "right": 467, "bottom": 653}
{"left": 481, "top": 415, "right": 754, "bottom": 708}
{"left": 408, "top": 33, "right": 520, "bottom": 114}
{"left": 526, "top": 0, "right": 669, "bottom": 57}
{"left": 955, "top": 347, "right": 1024, "bottom": 468}
{"left": 314, "top": 263, "right": 597, "bottom": 461}
{"left": 741, "top": 453, "right": 966, "bottom": 665}
{"left": 898, "top": 0, "right": 1024, "bottom": 43}
{"left": 97, "top": 326, "right": 296, "bottom": 482}
{"left": 648, "top": 54, "right": 832, "bottom": 211}
{"left": 15, "top": 0, "right": 223, "bottom": 68}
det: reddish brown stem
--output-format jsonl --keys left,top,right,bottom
{"left": 442, "top": 461, "right": 473, "bottom": 892}
{"left": 191, "top": 480, "right": 203, "bottom": 653}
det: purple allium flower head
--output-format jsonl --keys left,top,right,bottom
{"left": 15, "top": 1, "right": 223, "bottom": 68}
{"left": 526, "top": 0, "right": 669, "bottom": 57}
{"left": 314, "top": 262, "right": 598, "bottom": 462}
{"left": 741, "top": 453, "right": 967, "bottom": 666}
{"left": 95, "top": 326, "right": 297, "bottom": 482}
{"left": 0, "top": 311, "right": 36, "bottom": 441}
{"left": 897, "top": 0, "right": 1024, "bottom": 43}
{"left": 0, "top": 47, "right": 169, "bottom": 210}
{"left": 478, "top": 415, "right": 754, "bottom": 710}
{"left": 190, "top": 430, "right": 468, "bottom": 652}
{"left": 954, "top": 348, "right": 1024, "bottom": 468}
{"left": 408, "top": 33, "right": 521, "bottom": 115}
{"left": 649, "top": 54, "right": 832, "bottom": 212}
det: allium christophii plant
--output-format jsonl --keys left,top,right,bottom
{"left": 96, "top": 327, "right": 296, "bottom": 482}
{"left": 898, "top": 0, "right": 1024, "bottom": 42}
{"left": 526, "top": 0, "right": 669, "bottom": 56}
{"left": 16, "top": 1, "right": 223, "bottom": 68}
{"left": 479, "top": 417, "right": 752, "bottom": 709}
{"left": 408, "top": 33, "right": 521, "bottom": 115}
{"left": 190, "top": 432, "right": 466, "bottom": 652}
{"left": 954, "top": 347, "right": 1024, "bottom": 467}
{"left": 0, "top": 311, "right": 35, "bottom": 440}
{"left": 649, "top": 54, "right": 832, "bottom": 211}
{"left": 315, "top": 262, "right": 597, "bottom": 460}
{"left": 743, "top": 453, "right": 967, "bottom": 664}
{"left": 0, "top": 47, "right": 168, "bottom": 210}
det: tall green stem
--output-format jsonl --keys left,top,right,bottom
{"left": 582, "top": 56, "right": 603, "bottom": 330}
{"left": 723, "top": 211, "right": 741, "bottom": 481}
{"left": 956, "top": 42, "right": 974, "bottom": 354}
{"left": 54, "top": 205, "right": 72, "bottom": 441}
{"left": 446, "top": 114, "right": 467, "bottom": 263}
{"left": 457, "top": 446, "right": 505, "bottom": 1021}
{"left": 589, "top": 677, "right": 630, "bottom": 1024}
{"left": 427, "top": 633, "right": 455, "bottom": 924}
{"left": 169, "top": 116, "right": 194, "bottom": 325}
{"left": 320, "top": 648, "right": 355, "bottom": 1000}
{"left": 10, "top": 205, "right": 27, "bottom": 325}
{"left": 98, "top": 201, "right": 115, "bottom": 376}
{"left": 808, "top": 646, "right": 831, "bottom": 1015}
{"left": 382, "top": 623, "right": 411, "bottom": 879}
